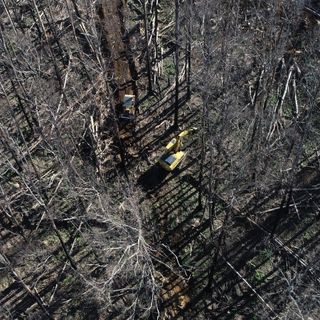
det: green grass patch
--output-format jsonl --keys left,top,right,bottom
{"left": 63, "top": 274, "right": 75, "bottom": 286}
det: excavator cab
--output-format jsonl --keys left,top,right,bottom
{"left": 119, "top": 94, "right": 135, "bottom": 123}
{"left": 159, "top": 127, "right": 197, "bottom": 171}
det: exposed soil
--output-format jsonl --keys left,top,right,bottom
{"left": 98, "top": 0, "right": 136, "bottom": 102}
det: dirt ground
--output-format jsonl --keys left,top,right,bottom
{"left": 99, "top": 0, "right": 134, "bottom": 100}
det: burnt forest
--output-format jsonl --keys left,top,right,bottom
{"left": 0, "top": 0, "right": 320, "bottom": 319}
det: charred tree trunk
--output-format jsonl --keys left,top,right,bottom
{"left": 186, "top": 0, "right": 193, "bottom": 100}
{"left": 1, "top": 254, "right": 52, "bottom": 319}
{"left": 143, "top": 0, "right": 153, "bottom": 94}
{"left": 174, "top": 0, "right": 180, "bottom": 129}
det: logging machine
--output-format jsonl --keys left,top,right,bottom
{"left": 119, "top": 94, "right": 135, "bottom": 123}
{"left": 159, "top": 127, "right": 197, "bottom": 171}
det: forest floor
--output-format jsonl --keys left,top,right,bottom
{"left": 111, "top": 40, "right": 320, "bottom": 318}
{"left": 133, "top": 83, "right": 320, "bottom": 319}
{"left": 125, "top": 39, "right": 320, "bottom": 320}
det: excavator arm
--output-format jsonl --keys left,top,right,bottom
{"left": 164, "top": 127, "right": 197, "bottom": 152}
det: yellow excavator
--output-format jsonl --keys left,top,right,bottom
{"left": 159, "top": 127, "right": 197, "bottom": 171}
